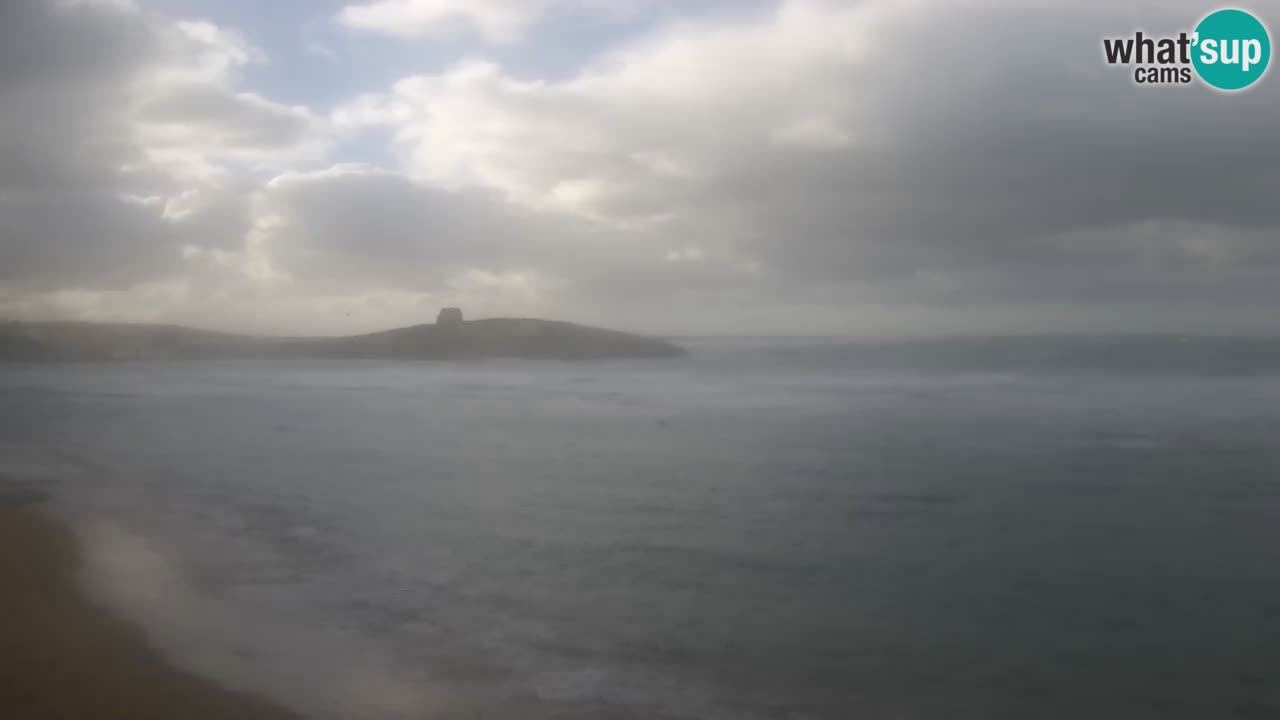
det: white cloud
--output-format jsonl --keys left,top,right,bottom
{"left": 665, "top": 246, "right": 704, "bottom": 263}
{"left": 335, "top": 0, "right": 647, "bottom": 42}
{"left": 0, "top": 0, "right": 328, "bottom": 291}
{"left": 770, "top": 116, "right": 851, "bottom": 150}
{"left": 331, "top": 2, "right": 878, "bottom": 224}
{"left": 334, "top": 0, "right": 1280, "bottom": 299}
{"left": 336, "top": 0, "right": 568, "bottom": 43}
{"left": 172, "top": 20, "right": 265, "bottom": 76}
{"left": 305, "top": 42, "right": 339, "bottom": 62}
{"left": 6, "top": 0, "right": 1280, "bottom": 335}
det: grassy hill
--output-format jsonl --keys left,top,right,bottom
{"left": 0, "top": 319, "right": 685, "bottom": 362}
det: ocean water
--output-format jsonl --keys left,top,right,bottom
{"left": 3, "top": 336, "right": 1280, "bottom": 719}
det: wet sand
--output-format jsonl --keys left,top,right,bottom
{"left": 0, "top": 502, "right": 300, "bottom": 720}
{"left": 0, "top": 500, "right": 656, "bottom": 720}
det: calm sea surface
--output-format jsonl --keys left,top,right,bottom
{"left": 3, "top": 336, "right": 1280, "bottom": 719}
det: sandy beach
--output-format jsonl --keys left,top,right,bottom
{"left": 0, "top": 501, "right": 300, "bottom": 720}
{"left": 0, "top": 499, "right": 650, "bottom": 720}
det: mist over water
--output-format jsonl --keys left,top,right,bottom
{"left": 4, "top": 337, "right": 1280, "bottom": 719}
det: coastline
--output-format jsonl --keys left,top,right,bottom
{"left": 0, "top": 500, "right": 655, "bottom": 720}
{"left": 0, "top": 318, "right": 687, "bottom": 362}
{"left": 0, "top": 501, "right": 301, "bottom": 720}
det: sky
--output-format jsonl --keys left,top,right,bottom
{"left": 1, "top": 0, "right": 1278, "bottom": 336}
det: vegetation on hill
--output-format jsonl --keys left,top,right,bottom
{"left": 0, "top": 318, "right": 686, "bottom": 361}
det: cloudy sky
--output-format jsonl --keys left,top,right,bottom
{"left": 1, "top": 0, "right": 1277, "bottom": 336}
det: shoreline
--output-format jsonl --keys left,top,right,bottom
{"left": 0, "top": 318, "right": 687, "bottom": 362}
{"left": 0, "top": 500, "right": 656, "bottom": 720}
{"left": 0, "top": 501, "right": 301, "bottom": 720}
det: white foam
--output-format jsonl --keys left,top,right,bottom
{"left": 75, "top": 518, "right": 443, "bottom": 719}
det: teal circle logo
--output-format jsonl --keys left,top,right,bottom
{"left": 1192, "top": 9, "right": 1271, "bottom": 90}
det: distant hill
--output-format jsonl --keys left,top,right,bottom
{"left": 0, "top": 318, "right": 686, "bottom": 361}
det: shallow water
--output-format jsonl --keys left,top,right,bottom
{"left": 4, "top": 337, "right": 1280, "bottom": 718}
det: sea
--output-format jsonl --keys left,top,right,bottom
{"left": 3, "top": 335, "right": 1280, "bottom": 719}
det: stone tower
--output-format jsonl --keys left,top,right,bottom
{"left": 437, "top": 307, "right": 463, "bottom": 325}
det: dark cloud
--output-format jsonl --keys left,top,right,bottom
{"left": 0, "top": 0, "right": 318, "bottom": 294}
{"left": 260, "top": 166, "right": 586, "bottom": 292}
{"left": 3, "top": 0, "right": 1280, "bottom": 333}
{"left": 0, "top": 189, "right": 180, "bottom": 289}
{"left": 136, "top": 85, "right": 315, "bottom": 150}
{"left": 0, "top": 1, "right": 155, "bottom": 192}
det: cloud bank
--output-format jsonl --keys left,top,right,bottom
{"left": 2, "top": 0, "right": 1278, "bottom": 335}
